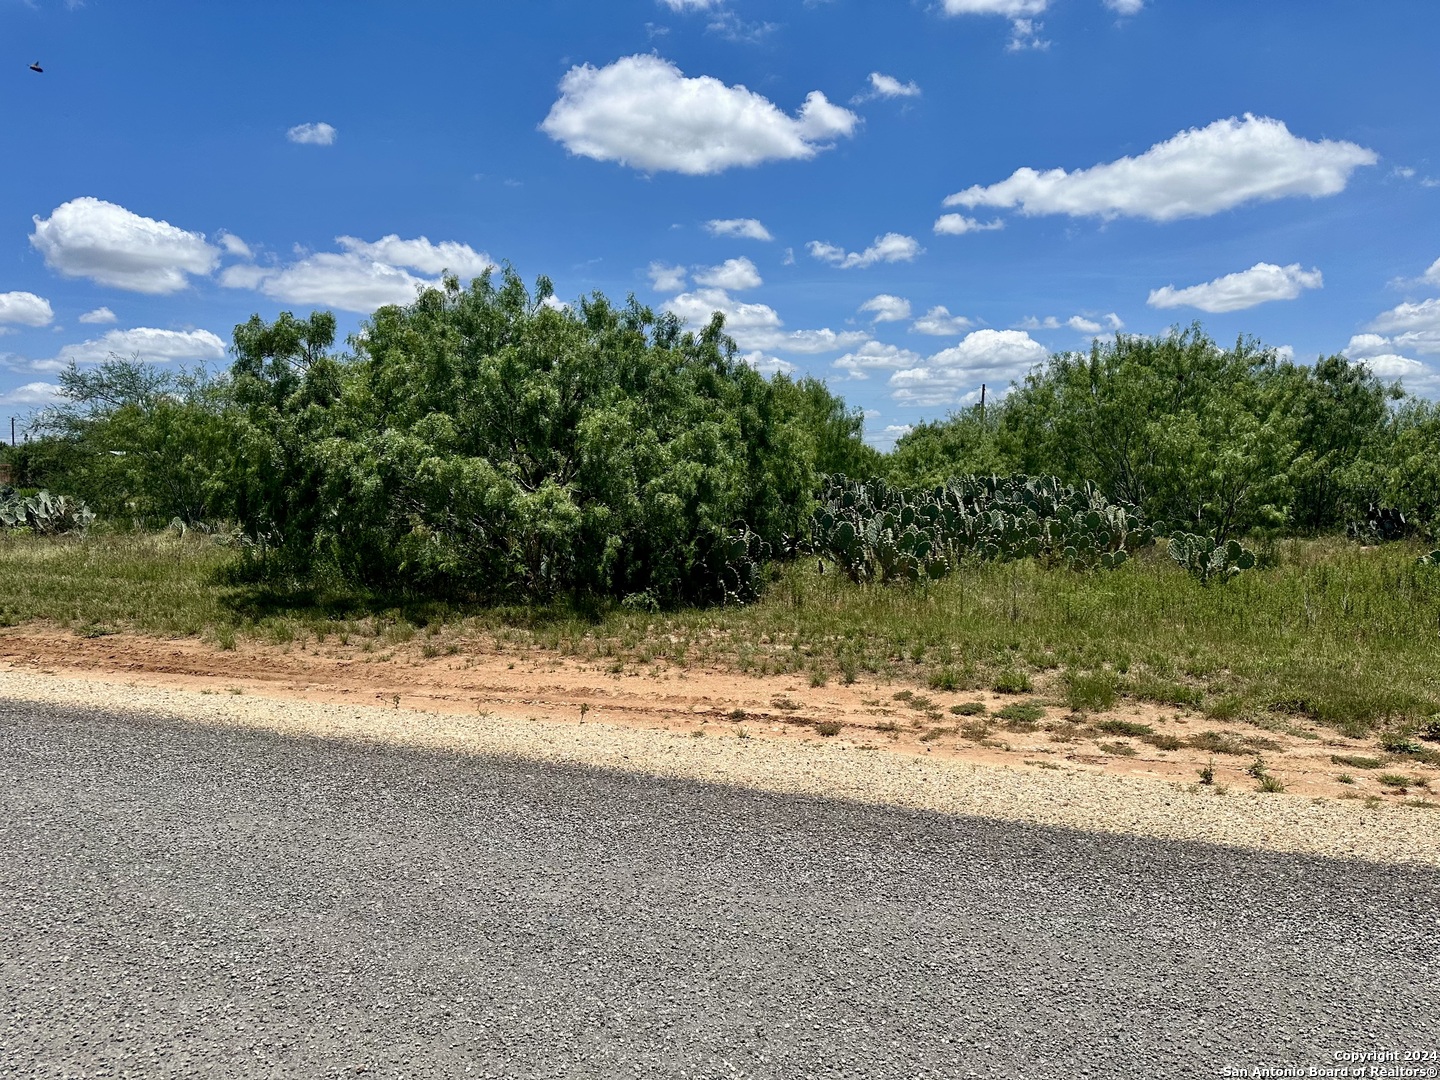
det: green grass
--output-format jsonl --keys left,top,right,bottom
{"left": 3, "top": 531, "right": 1440, "bottom": 738}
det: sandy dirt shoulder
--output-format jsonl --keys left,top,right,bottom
{"left": 1, "top": 625, "right": 1437, "bottom": 866}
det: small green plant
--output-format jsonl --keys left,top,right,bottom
{"left": 1189, "top": 731, "right": 1248, "bottom": 755}
{"left": 809, "top": 668, "right": 828, "bottom": 688}
{"left": 959, "top": 720, "right": 991, "bottom": 741}
{"left": 892, "top": 689, "right": 914, "bottom": 702}
{"left": 815, "top": 720, "right": 842, "bottom": 737}
{"left": 1144, "top": 733, "right": 1183, "bottom": 751}
{"left": 992, "top": 669, "right": 1032, "bottom": 694}
{"left": 1379, "top": 733, "right": 1422, "bottom": 755}
{"left": 1336, "top": 773, "right": 1354, "bottom": 784}
{"left": 1096, "top": 719, "right": 1152, "bottom": 737}
{"left": 950, "top": 701, "right": 987, "bottom": 716}
{"left": 1167, "top": 532, "right": 1257, "bottom": 584}
{"left": 1377, "top": 773, "right": 1415, "bottom": 791}
{"left": 1097, "top": 740, "right": 1138, "bottom": 757}
{"left": 1246, "top": 757, "right": 1269, "bottom": 779}
{"left": 1257, "top": 773, "right": 1286, "bottom": 793}
{"left": 928, "top": 667, "right": 961, "bottom": 692}
{"left": 772, "top": 696, "right": 801, "bottom": 711}
{"left": 1198, "top": 760, "right": 1215, "bottom": 785}
{"left": 996, "top": 703, "right": 1046, "bottom": 724}
{"left": 1330, "top": 753, "right": 1384, "bottom": 769}
{"left": 1067, "top": 670, "right": 1117, "bottom": 712}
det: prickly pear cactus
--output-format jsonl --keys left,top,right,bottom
{"left": 810, "top": 474, "right": 1155, "bottom": 585}
{"left": 0, "top": 488, "right": 95, "bottom": 535}
{"left": 1167, "top": 532, "right": 1256, "bottom": 584}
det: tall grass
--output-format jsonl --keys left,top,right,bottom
{"left": 2, "top": 530, "right": 1438, "bottom": 736}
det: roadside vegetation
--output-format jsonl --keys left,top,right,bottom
{"left": 3, "top": 267, "right": 1439, "bottom": 752}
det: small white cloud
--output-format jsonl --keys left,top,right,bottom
{"left": 540, "top": 55, "right": 858, "bottom": 175}
{"left": 0, "top": 292, "right": 54, "bottom": 327}
{"left": 1104, "top": 0, "right": 1144, "bottom": 14}
{"left": 782, "top": 247, "right": 795, "bottom": 266}
{"left": 1425, "top": 257, "right": 1440, "bottom": 288}
{"left": 945, "top": 115, "right": 1377, "bottom": 222}
{"left": 854, "top": 72, "right": 921, "bottom": 103}
{"left": 30, "top": 197, "right": 219, "bottom": 294}
{"left": 663, "top": 287, "right": 867, "bottom": 354}
{"left": 693, "top": 257, "right": 762, "bottom": 291}
{"left": 32, "top": 327, "right": 226, "bottom": 372}
{"left": 336, "top": 234, "right": 494, "bottom": 277}
{"left": 221, "top": 254, "right": 436, "bottom": 314}
{"left": 0, "top": 381, "right": 63, "bottom": 408}
{"left": 1067, "top": 315, "right": 1103, "bottom": 334}
{"left": 78, "top": 306, "right": 117, "bottom": 325}
{"left": 657, "top": 0, "right": 722, "bottom": 8}
{"left": 911, "top": 306, "right": 973, "bottom": 336}
{"left": 859, "top": 295, "right": 912, "bottom": 324}
{"left": 1362, "top": 354, "right": 1426, "bottom": 379}
{"left": 648, "top": 262, "right": 688, "bottom": 291}
{"left": 934, "top": 214, "right": 1005, "bottom": 236}
{"left": 217, "top": 231, "right": 253, "bottom": 258}
{"left": 1147, "top": 262, "right": 1323, "bottom": 313}
{"left": 1365, "top": 298, "right": 1440, "bottom": 356}
{"left": 941, "top": 0, "right": 1046, "bottom": 14}
{"left": 808, "top": 233, "right": 922, "bottom": 269}
{"left": 221, "top": 234, "right": 491, "bottom": 314}
{"left": 287, "top": 122, "right": 337, "bottom": 146}
{"left": 1104, "top": 312, "right": 1124, "bottom": 330}
{"left": 705, "top": 218, "right": 773, "bottom": 241}
{"left": 1274, "top": 345, "right": 1296, "bottom": 364}
{"left": 832, "top": 341, "right": 924, "bottom": 380}
{"left": 889, "top": 329, "right": 1049, "bottom": 406}
{"left": 1006, "top": 18, "right": 1049, "bottom": 51}
{"left": 740, "top": 350, "right": 796, "bottom": 376}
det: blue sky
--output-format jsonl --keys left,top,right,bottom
{"left": 3, "top": 0, "right": 1439, "bottom": 447}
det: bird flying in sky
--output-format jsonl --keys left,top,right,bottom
{"left": 29, "top": 62, "right": 44, "bottom": 73}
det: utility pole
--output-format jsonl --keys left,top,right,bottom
{"left": 8, "top": 417, "right": 13, "bottom": 447}
{"left": 979, "top": 384, "right": 987, "bottom": 426}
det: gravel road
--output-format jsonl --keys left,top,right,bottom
{"left": 3, "top": 696, "right": 1439, "bottom": 1079}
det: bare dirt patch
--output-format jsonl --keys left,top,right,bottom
{"left": 2, "top": 623, "right": 1433, "bottom": 809}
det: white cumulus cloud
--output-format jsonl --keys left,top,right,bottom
{"left": 663, "top": 287, "right": 867, "bottom": 355}
{"left": 78, "top": 306, "right": 117, "bottom": 325}
{"left": 30, "top": 197, "right": 220, "bottom": 294}
{"left": 832, "top": 341, "right": 924, "bottom": 380}
{"left": 648, "top": 262, "right": 688, "bottom": 292}
{"left": 911, "top": 306, "right": 973, "bottom": 336}
{"left": 1104, "top": 0, "right": 1144, "bottom": 14}
{"left": 1425, "top": 257, "right": 1440, "bottom": 288}
{"left": 944, "top": 115, "right": 1377, "bottom": 222}
{"left": 807, "top": 233, "right": 922, "bottom": 269}
{"left": 889, "top": 329, "right": 1049, "bottom": 406}
{"left": 0, "top": 381, "right": 63, "bottom": 408}
{"left": 739, "top": 351, "right": 796, "bottom": 376}
{"left": 705, "top": 218, "right": 773, "bottom": 241}
{"left": 540, "top": 55, "right": 858, "bottom": 175}
{"left": 217, "top": 232, "right": 253, "bottom": 258}
{"left": 693, "top": 257, "right": 762, "bottom": 290}
{"left": 0, "top": 292, "right": 54, "bottom": 327}
{"left": 287, "top": 122, "right": 337, "bottom": 146}
{"left": 854, "top": 72, "right": 921, "bottom": 103}
{"left": 941, "top": 0, "right": 1046, "bottom": 14}
{"left": 657, "top": 0, "right": 722, "bottom": 9}
{"left": 934, "top": 214, "right": 1005, "bottom": 236}
{"left": 1147, "top": 262, "right": 1323, "bottom": 313}
{"left": 1364, "top": 298, "right": 1440, "bottom": 356}
{"left": 221, "top": 235, "right": 491, "bottom": 314}
{"left": 33, "top": 327, "right": 226, "bottom": 373}
{"left": 336, "top": 235, "right": 494, "bottom": 277}
{"left": 858, "top": 295, "right": 912, "bottom": 323}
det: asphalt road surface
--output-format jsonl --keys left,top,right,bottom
{"left": 3, "top": 697, "right": 1438, "bottom": 1079}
